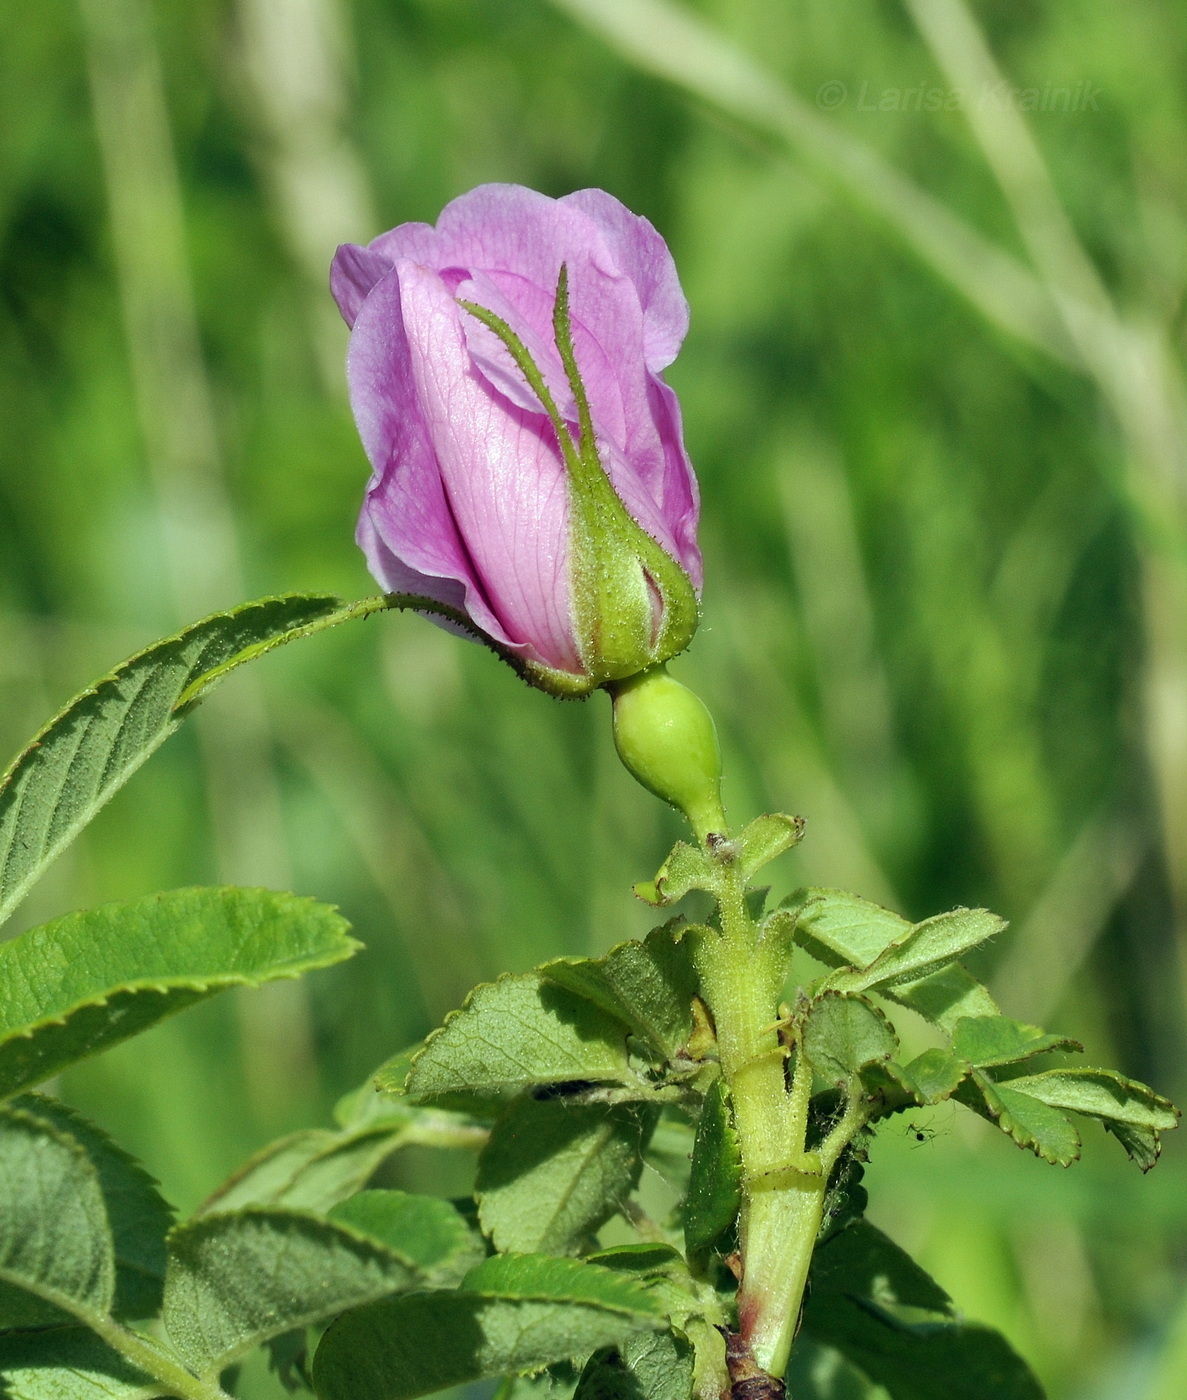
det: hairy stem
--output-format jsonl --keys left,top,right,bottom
{"left": 88, "top": 1315, "right": 231, "bottom": 1400}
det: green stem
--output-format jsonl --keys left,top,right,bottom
{"left": 695, "top": 859, "right": 867, "bottom": 1379}
{"left": 88, "top": 1315, "right": 232, "bottom": 1400}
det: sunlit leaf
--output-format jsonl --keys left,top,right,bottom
{"left": 329, "top": 1191, "right": 484, "bottom": 1284}
{"left": 802, "top": 993, "right": 897, "bottom": 1087}
{"left": 0, "top": 887, "right": 357, "bottom": 1099}
{"left": 0, "top": 594, "right": 351, "bottom": 929}
{"left": 406, "top": 973, "right": 632, "bottom": 1101}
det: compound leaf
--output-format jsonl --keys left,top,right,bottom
{"left": 406, "top": 974, "right": 631, "bottom": 1102}
{"left": 802, "top": 993, "right": 897, "bottom": 1087}
{"left": 477, "top": 1099, "right": 654, "bottom": 1255}
{"left": 0, "top": 887, "right": 357, "bottom": 1100}
{"left": 999, "top": 1068, "right": 1179, "bottom": 1169}
{"left": 802, "top": 1220, "right": 1043, "bottom": 1400}
{"left": 0, "top": 1104, "right": 114, "bottom": 1329}
{"left": 14, "top": 1095, "right": 172, "bottom": 1320}
{"left": 162, "top": 1207, "right": 423, "bottom": 1380}
{"left": 313, "top": 1255, "right": 664, "bottom": 1400}
{"left": 683, "top": 1078, "right": 741, "bottom": 1255}
{"left": 542, "top": 926, "right": 696, "bottom": 1062}
{"left": 0, "top": 594, "right": 347, "bottom": 930}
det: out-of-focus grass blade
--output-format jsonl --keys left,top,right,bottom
{"left": 547, "top": 0, "right": 1073, "bottom": 362}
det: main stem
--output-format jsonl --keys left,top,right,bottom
{"left": 697, "top": 864, "right": 827, "bottom": 1381}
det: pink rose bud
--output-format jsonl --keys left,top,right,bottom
{"left": 331, "top": 184, "right": 702, "bottom": 697}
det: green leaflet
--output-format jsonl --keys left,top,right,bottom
{"left": 644, "top": 1114, "right": 697, "bottom": 1194}
{"left": 477, "top": 1099, "right": 655, "bottom": 1255}
{"left": 329, "top": 1191, "right": 484, "bottom": 1284}
{"left": 573, "top": 1331, "right": 695, "bottom": 1400}
{"left": 821, "top": 909, "right": 1004, "bottom": 996}
{"left": 801, "top": 1220, "right": 1043, "bottom": 1400}
{"left": 162, "top": 1207, "right": 425, "bottom": 1380}
{"left": 0, "top": 593, "right": 353, "bottom": 930}
{"left": 898, "top": 1049, "right": 967, "bottom": 1105}
{"left": 12, "top": 1096, "right": 173, "bottom": 1321}
{"left": 312, "top": 1255, "right": 665, "bottom": 1400}
{"left": 405, "top": 973, "right": 633, "bottom": 1101}
{"left": 956, "top": 1070, "right": 1081, "bottom": 1166}
{"left": 958, "top": 1064, "right": 1179, "bottom": 1169}
{"left": 782, "top": 888, "right": 911, "bottom": 969}
{"left": 541, "top": 925, "right": 696, "bottom": 1062}
{"left": 0, "top": 1104, "right": 115, "bottom": 1330}
{"left": 882, "top": 963, "right": 1000, "bottom": 1031}
{"left": 198, "top": 1096, "right": 487, "bottom": 1217}
{"left": 732, "top": 814, "right": 806, "bottom": 882}
{"left": 683, "top": 1078, "right": 741, "bottom": 1255}
{"left": 801, "top": 993, "right": 898, "bottom": 1088}
{"left": 0, "top": 1329, "right": 158, "bottom": 1400}
{"left": 951, "top": 1016, "right": 1081, "bottom": 1067}
{"left": 0, "top": 886, "right": 357, "bottom": 1100}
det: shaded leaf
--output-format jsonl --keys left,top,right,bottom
{"left": 406, "top": 974, "right": 632, "bottom": 1101}
{"left": 574, "top": 1330, "right": 694, "bottom": 1400}
{"left": 329, "top": 1191, "right": 483, "bottom": 1283}
{"left": 802, "top": 994, "right": 897, "bottom": 1087}
{"left": 312, "top": 1254, "right": 665, "bottom": 1400}
{"left": 477, "top": 1099, "right": 654, "bottom": 1255}
{"left": 951, "top": 1016, "right": 1081, "bottom": 1068}
{"left": 0, "top": 1104, "right": 114, "bottom": 1329}
{"left": 883, "top": 963, "right": 999, "bottom": 1031}
{"left": 0, "top": 1329, "right": 158, "bottom": 1400}
{"left": 542, "top": 926, "right": 696, "bottom": 1063}
{"left": 684, "top": 1078, "right": 741, "bottom": 1255}
{"left": 0, "top": 594, "right": 347, "bottom": 930}
{"left": 823, "top": 910, "right": 1004, "bottom": 996}
{"left": 803, "top": 1220, "right": 1043, "bottom": 1400}
{"left": 899, "top": 1050, "right": 967, "bottom": 1105}
{"left": 14, "top": 1096, "right": 172, "bottom": 1320}
{"left": 0, "top": 887, "right": 357, "bottom": 1100}
{"left": 586, "top": 1245, "right": 685, "bottom": 1277}
{"left": 162, "top": 1207, "right": 422, "bottom": 1380}
{"left": 642, "top": 1115, "right": 696, "bottom": 1194}
{"left": 782, "top": 889, "right": 910, "bottom": 969}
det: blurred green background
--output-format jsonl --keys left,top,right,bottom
{"left": 2, "top": 0, "right": 1186, "bottom": 1395}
